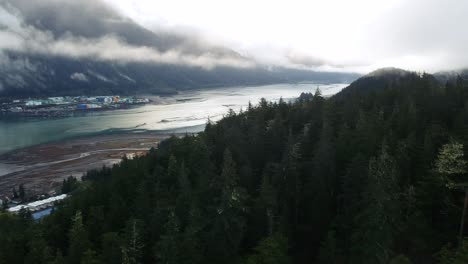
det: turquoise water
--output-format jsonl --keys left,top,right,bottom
{"left": 0, "top": 83, "right": 347, "bottom": 154}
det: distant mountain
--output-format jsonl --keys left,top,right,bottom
{"left": 4, "top": 63, "right": 468, "bottom": 264}
{"left": 0, "top": 0, "right": 360, "bottom": 98}
{"left": 433, "top": 69, "right": 468, "bottom": 84}
{"left": 0, "top": 53, "right": 360, "bottom": 97}
{"left": 335, "top": 67, "right": 428, "bottom": 98}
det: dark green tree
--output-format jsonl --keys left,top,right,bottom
{"left": 245, "top": 233, "right": 291, "bottom": 264}
{"left": 81, "top": 249, "right": 101, "bottom": 264}
{"left": 18, "top": 184, "right": 26, "bottom": 201}
{"left": 208, "top": 149, "right": 246, "bottom": 261}
{"left": 436, "top": 141, "right": 468, "bottom": 247}
{"left": 121, "top": 219, "right": 144, "bottom": 264}
{"left": 352, "top": 145, "right": 400, "bottom": 263}
{"left": 316, "top": 230, "right": 338, "bottom": 264}
{"left": 156, "top": 211, "right": 181, "bottom": 264}
{"left": 68, "top": 211, "right": 91, "bottom": 264}
{"left": 101, "top": 232, "right": 122, "bottom": 264}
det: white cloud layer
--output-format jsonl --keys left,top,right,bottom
{"left": 106, "top": 0, "right": 468, "bottom": 73}
{"left": 70, "top": 73, "right": 89, "bottom": 82}
{"left": 1, "top": 0, "right": 467, "bottom": 73}
{"left": 0, "top": 3, "right": 254, "bottom": 70}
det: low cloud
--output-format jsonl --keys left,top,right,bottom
{"left": 0, "top": 3, "right": 254, "bottom": 70}
{"left": 286, "top": 51, "right": 327, "bottom": 68}
{"left": 70, "top": 73, "right": 89, "bottom": 82}
{"left": 108, "top": 0, "right": 468, "bottom": 73}
{"left": 87, "top": 71, "right": 117, "bottom": 84}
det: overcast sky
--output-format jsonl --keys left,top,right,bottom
{"left": 103, "top": 0, "right": 468, "bottom": 73}
{"left": 0, "top": 0, "right": 466, "bottom": 73}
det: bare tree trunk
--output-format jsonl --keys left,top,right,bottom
{"left": 459, "top": 189, "right": 468, "bottom": 249}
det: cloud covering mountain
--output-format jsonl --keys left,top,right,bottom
{"left": 105, "top": 0, "right": 468, "bottom": 73}
{"left": 0, "top": 0, "right": 359, "bottom": 97}
{"left": 0, "top": 0, "right": 253, "bottom": 69}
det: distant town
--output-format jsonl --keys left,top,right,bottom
{"left": 0, "top": 95, "right": 151, "bottom": 117}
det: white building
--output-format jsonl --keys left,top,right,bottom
{"left": 7, "top": 194, "right": 68, "bottom": 213}
{"left": 25, "top": 100, "right": 43, "bottom": 106}
{"left": 48, "top": 97, "right": 64, "bottom": 103}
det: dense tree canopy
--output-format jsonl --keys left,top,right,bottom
{"left": 1, "top": 70, "right": 468, "bottom": 263}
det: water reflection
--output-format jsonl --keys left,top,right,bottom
{"left": 0, "top": 83, "right": 347, "bottom": 154}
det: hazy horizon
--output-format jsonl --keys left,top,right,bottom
{"left": 106, "top": 0, "right": 468, "bottom": 73}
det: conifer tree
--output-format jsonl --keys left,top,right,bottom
{"left": 436, "top": 141, "right": 468, "bottom": 247}
{"left": 156, "top": 211, "right": 181, "bottom": 264}
{"left": 353, "top": 144, "right": 400, "bottom": 263}
{"left": 81, "top": 249, "right": 101, "bottom": 264}
{"left": 245, "top": 233, "right": 291, "bottom": 264}
{"left": 101, "top": 232, "right": 122, "bottom": 264}
{"left": 68, "top": 211, "right": 91, "bottom": 264}
{"left": 317, "top": 230, "right": 338, "bottom": 264}
{"left": 259, "top": 170, "right": 278, "bottom": 236}
{"left": 18, "top": 184, "right": 25, "bottom": 201}
{"left": 219, "top": 149, "right": 243, "bottom": 211}
{"left": 177, "top": 161, "right": 191, "bottom": 196}
{"left": 208, "top": 148, "right": 246, "bottom": 261}
{"left": 121, "top": 219, "right": 144, "bottom": 264}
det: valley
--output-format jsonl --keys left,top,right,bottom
{"left": 0, "top": 132, "right": 170, "bottom": 197}
{"left": 0, "top": 83, "right": 346, "bottom": 198}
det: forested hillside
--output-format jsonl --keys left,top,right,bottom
{"left": 2, "top": 69, "right": 468, "bottom": 263}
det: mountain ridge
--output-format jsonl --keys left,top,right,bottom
{"left": 2, "top": 62, "right": 468, "bottom": 263}
{"left": 0, "top": 0, "right": 360, "bottom": 98}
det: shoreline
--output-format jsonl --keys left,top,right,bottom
{"left": 0, "top": 123, "right": 206, "bottom": 156}
{"left": 0, "top": 125, "right": 205, "bottom": 198}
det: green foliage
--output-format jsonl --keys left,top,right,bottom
{"left": 80, "top": 249, "right": 101, "bottom": 264}
{"left": 389, "top": 254, "right": 413, "bottom": 264}
{"left": 121, "top": 219, "right": 144, "bottom": 264}
{"left": 245, "top": 234, "right": 291, "bottom": 264}
{"left": 62, "top": 176, "right": 79, "bottom": 194}
{"left": 317, "top": 230, "right": 338, "bottom": 264}
{"left": 68, "top": 211, "right": 91, "bottom": 264}
{"left": 436, "top": 141, "right": 468, "bottom": 188}
{"left": 155, "top": 211, "right": 181, "bottom": 264}
{"left": 352, "top": 145, "right": 400, "bottom": 263}
{"left": 438, "top": 239, "right": 468, "bottom": 264}
{"left": 2, "top": 72, "right": 468, "bottom": 263}
{"left": 436, "top": 141, "right": 467, "bottom": 175}
{"left": 100, "top": 232, "right": 122, "bottom": 264}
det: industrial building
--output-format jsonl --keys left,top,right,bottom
{"left": 7, "top": 194, "right": 68, "bottom": 213}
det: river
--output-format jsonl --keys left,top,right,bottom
{"left": 0, "top": 83, "right": 347, "bottom": 155}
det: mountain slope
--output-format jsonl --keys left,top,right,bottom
{"left": 0, "top": 53, "right": 360, "bottom": 97}
{"left": 334, "top": 67, "right": 417, "bottom": 97}
{"left": 2, "top": 69, "right": 468, "bottom": 263}
{"left": 0, "top": 0, "right": 359, "bottom": 97}
{"left": 434, "top": 69, "right": 468, "bottom": 85}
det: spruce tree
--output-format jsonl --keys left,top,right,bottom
{"left": 121, "top": 219, "right": 144, "bottom": 264}
{"left": 156, "top": 211, "right": 181, "bottom": 264}
{"left": 352, "top": 144, "right": 400, "bottom": 263}
{"left": 436, "top": 141, "right": 468, "bottom": 247}
{"left": 68, "top": 211, "right": 91, "bottom": 264}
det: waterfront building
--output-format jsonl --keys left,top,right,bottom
{"left": 25, "top": 100, "right": 43, "bottom": 106}
{"left": 7, "top": 194, "right": 68, "bottom": 213}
